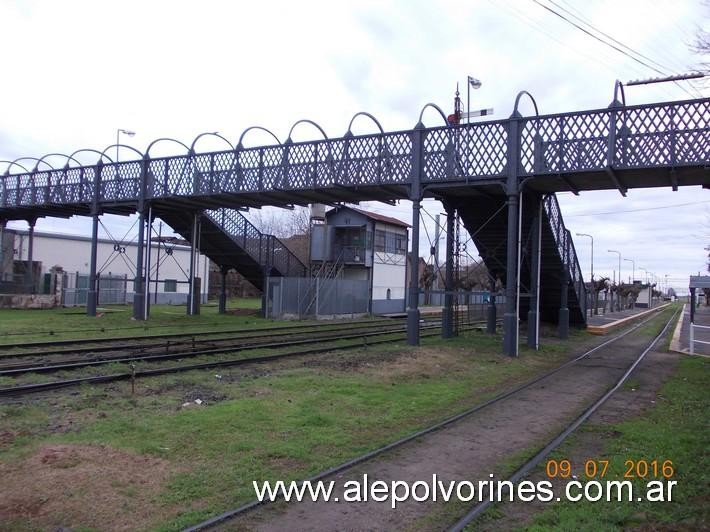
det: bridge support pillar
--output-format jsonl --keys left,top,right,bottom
{"left": 442, "top": 202, "right": 455, "bottom": 339}
{"left": 187, "top": 213, "right": 200, "bottom": 316}
{"left": 407, "top": 197, "right": 421, "bottom": 345}
{"left": 133, "top": 208, "right": 146, "bottom": 320}
{"left": 527, "top": 197, "right": 541, "bottom": 350}
{"left": 144, "top": 207, "right": 153, "bottom": 319}
{"left": 87, "top": 212, "right": 99, "bottom": 317}
{"left": 26, "top": 218, "right": 36, "bottom": 295}
{"left": 219, "top": 266, "right": 228, "bottom": 314}
{"left": 503, "top": 193, "right": 519, "bottom": 356}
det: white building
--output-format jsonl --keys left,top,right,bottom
{"left": 310, "top": 206, "right": 409, "bottom": 314}
{"left": 1, "top": 228, "right": 209, "bottom": 306}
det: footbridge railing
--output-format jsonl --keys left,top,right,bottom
{"left": 1, "top": 97, "right": 708, "bottom": 214}
{"left": 543, "top": 194, "right": 587, "bottom": 317}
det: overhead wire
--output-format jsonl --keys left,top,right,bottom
{"left": 565, "top": 200, "right": 710, "bottom": 217}
{"left": 489, "top": 0, "right": 630, "bottom": 78}
{"left": 532, "top": 0, "right": 698, "bottom": 99}
{"left": 554, "top": 0, "right": 704, "bottom": 98}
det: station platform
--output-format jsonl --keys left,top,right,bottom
{"left": 586, "top": 304, "right": 670, "bottom": 335}
{"left": 380, "top": 306, "right": 444, "bottom": 318}
{"left": 670, "top": 303, "right": 710, "bottom": 356}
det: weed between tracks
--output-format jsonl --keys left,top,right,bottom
{"left": 0, "top": 324, "right": 578, "bottom": 531}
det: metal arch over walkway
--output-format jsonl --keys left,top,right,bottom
{"left": 1, "top": 94, "right": 709, "bottom": 355}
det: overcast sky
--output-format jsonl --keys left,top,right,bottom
{"left": 1, "top": 0, "right": 708, "bottom": 294}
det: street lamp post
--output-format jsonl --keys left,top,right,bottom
{"left": 116, "top": 128, "right": 136, "bottom": 162}
{"left": 467, "top": 76, "right": 482, "bottom": 124}
{"left": 639, "top": 267, "right": 648, "bottom": 284}
{"left": 624, "top": 258, "right": 635, "bottom": 309}
{"left": 608, "top": 249, "right": 621, "bottom": 311}
{"left": 576, "top": 233, "right": 594, "bottom": 315}
{"left": 623, "top": 258, "right": 635, "bottom": 283}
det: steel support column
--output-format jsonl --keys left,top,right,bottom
{"left": 144, "top": 207, "right": 153, "bottom": 319}
{"left": 187, "top": 213, "right": 198, "bottom": 316}
{"left": 503, "top": 116, "right": 521, "bottom": 357}
{"left": 406, "top": 126, "right": 424, "bottom": 346}
{"left": 442, "top": 202, "right": 455, "bottom": 339}
{"left": 133, "top": 158, "right": 147, "bottom": 320}
{"left": 219, "top": 266, "right": 228, "bottom": 314}
{"left": 503, "top": 193, "right": 519, "bottom": 355}
{"left": 86, "top": 212, "right": 100, "bottom": 316}
{"left": 133, "top": 208, "right": 146, "bottom": 320}
{"left": 527, "top": 196, "right": 541, "bottom": 349}
{"left": 26, "top": 218, "right": 36, "bottom": 294}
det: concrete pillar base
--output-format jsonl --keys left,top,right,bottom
{"left": 407, "top": 309, "right": 421, "bottom": 345}
{"left": 87, "top": 290, "right": 98, "bottom": 317}
{"left": 487, "top": 301, "right": 497, "bottom": 334}
{"left": 503, "top": 313, "right": 518, "bottom": 356}
{"left": 558, "top": 307, "right": 569, "bottom": 339}
{"left": 133, "top": 293, "right": 146, "bottom": 320}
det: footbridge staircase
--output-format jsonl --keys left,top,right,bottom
{"left": 157, "top": 207, "right": 306, "bottom": 291}
{"left": 451, "top": 193, "right": 586, "bottom": 325}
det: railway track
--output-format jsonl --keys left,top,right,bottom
{"left": 180, "top": 305, "right": 676, "bottom": 531}
{"left": 0, "top": 321, "right": 489, "bottom": 397}
{"left": 0, "top": 320, "right": 444, "bottom": 376}
{"left": 0, "top": 316, "right": 410, "bottom": 356}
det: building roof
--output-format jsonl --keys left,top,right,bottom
{"left": 327, "top": 206, "right": 410, "bottom": 228}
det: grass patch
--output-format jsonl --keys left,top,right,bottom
{"left": 0, "top": 298, "right": 279, "bottom": 344}
{"left": 522, "top": 355, "right": 709, "bottom": 531}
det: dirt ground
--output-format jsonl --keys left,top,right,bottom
{"left": 0, "top": 444, "right": 178, "bottom": 531}
{"left": 228, "top": 317, "right": 677, "bottom": 531}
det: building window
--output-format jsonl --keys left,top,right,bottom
{"left": 164, "top": 279, "right": 177, "bottom": 292}
{"left": 395, "top": 233, "right": 406, "bottom": 255}
{"left": 375, "top": 229, "right": 406, "bottom": 255}
{"left": 375, "top": 230, "right": 386, "bottom": 252}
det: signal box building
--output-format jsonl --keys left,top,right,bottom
{"left": 310, "top": 206, "right": 409, "bottom": 314}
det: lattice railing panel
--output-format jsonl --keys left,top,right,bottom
{"left": 526, "top": 99, "right": 709, "bottom": 174}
